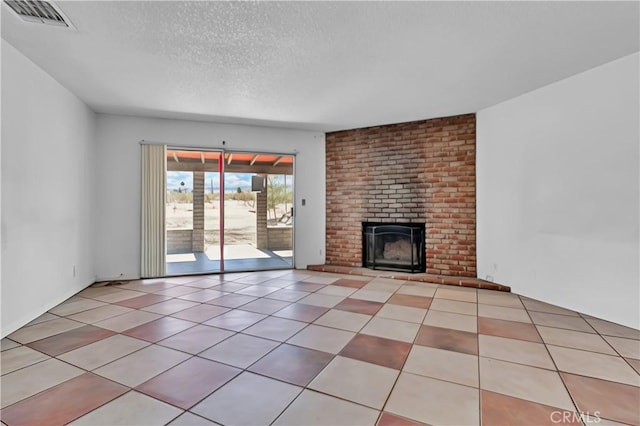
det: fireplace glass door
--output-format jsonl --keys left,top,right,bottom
{"left": 362, "top": 223, "right": 426, "bottom": 273}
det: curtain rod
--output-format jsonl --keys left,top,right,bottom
{"left": 139, "top": 140, "right": 298, "bottom": 156}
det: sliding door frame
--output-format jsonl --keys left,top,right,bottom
{"left": 163, "top": 145, "right": 296, "bottom": 275}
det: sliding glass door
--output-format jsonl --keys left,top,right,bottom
{"left": 165, "top": 148, "right": 294, "bottom": 275}
{"left": 165, "top": 149, "right": 222, "bottom": 274}
{"left": 222, "top": 152, "right": 294, "bottom": 272}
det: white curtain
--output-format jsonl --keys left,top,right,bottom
{"left": 141, "top": 143, "right": 166, "bottom": 277}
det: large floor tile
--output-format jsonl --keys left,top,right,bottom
{"left": 387, "top": 294, "right": 432, "bottom": 309}
{"left": 168, "top": 412, "right": 219, "bottom": 425}
{"left": 285, "top": 282, "right": 327, "bottom": 292}
{"left": 142, "top": 298, "right": 200, "bottom": 315}
{"left": 199, "top": 333, "right": 279, "bottom": 368}
{"left": 395, "top": 282, "right": 437, "bottom": 298}
{"left": 93, "top": 344, "right": 190, "bottom": 387}
{"left": 362, "top": 278, "right": 403, "bottom": 293}
{"left": 25, "top": 312, "right": 59, "bottom": 326}
{"left": 300, "top": 275, "right": 340, "bottom": 285}
{"left": 26, "top": 325, "right": 116, "bottom": 356}
{"left": 7, "top": 318, "right": 85, "bottom": 344}
{"left": 170, "top": 303, "right": 230, "bottom": 322}
{"left": 424, "top": 309, "right": 477, "bottom": 332}
{"left": 529, "top": 311, "right": 595, "bottom": 333}
{"left": 264, "top": 289, "right": 310, "bottom": 302}
{"left": 215, "top": 282, "right": 250, "bottom": 293}
{"left": 478, "top": 317, "right": 542, "bottom": 342}
{"left": 157, "top": 324, "right": 234, "bottom": 354}
{"left": 299, "top": 292, "right": 346, "bottom": 308}
{"left": 361, "top": 317, "right": 420, "bottom": 343}
{"left": 207, "top": 293, "right": 256, "bottom": 308}
{"left": 626, "top": 357, "right": 640, "bottom": 374}
{"left": 191, "top": 372, "right": 302, "bottom": 426}
{"left": 120, "top": 280, "right": 176, "bottom": 293}
{"left": 154, "top": 285, "right": 202, "bottom": 298}
{"left": 273, "top": 303, "right": 328, "bottom": 322}
{"left": 547, "top": 345, "right": 639, "bottom": 386}
{"left": 429, "top": 298, "right": 477, "bottom": 316}
{"left": 309, "top": 356, "right": 398, "bottom": 409}
{"left": 332, "top": 278, "right": 369, "bottom": 289}
{"left": 584, "top": 317, "right": 640, "bottom": 339}
{"left": 317, "top": 285, "right": 358, "bottom": 297}
{"left": 77, "top": 286, "right": 121, "bottom": 299}
{"left": 243, "top": 316, "right": 307, "bottom": 341}
{"left": 136, "top": 357, "right": 240, "bottom": 409}
{"left": 1, "top": 373, "right": 128, "bottom": 426}
{"left": 477, "top": 291, "right": 523, "bottom": 308}
{"left": 604, "top": 335, "right": 640, "bottom": 359}
{"left": 377, "top": 304, "right": 427, "bottom": 324}
{"left": 1, "top": 346, "right": 49, "bottom": 375}
{"left": 414, "top": 325, "right": 478, "bottom": 355}
{"left": 58, "top": 334, "right": 149, "bottom": 370}
{"left": 93, "top": 310, "right": 162, "bottom": 332}
{"left": 203, "top": 310, "right": 266, "bottom": 331}
{"left": 249, "top": 344, "right": 334, "bottom": 386}
{"left": 122, "top": 316, "right": 196, "bottom": 342}
{"left": 479, "top": 334, "right": 555, "bottom": 369}
{"left": 479, "top": 357, "right": 575, "bottom": 410}
{"left": 314, "top": 309, "right": 372, "bottom": 332}
{"left": 1, "top": 358, "right": 83, "bottom": 408}
{"left": 481, "top": 390, "right": 581, "bottom": 426}
{"left": 235, "top": 285, "right": 281, "bottom": 297}
{"left": 287, "top": 324, "right": 355, "bottom": 353}
{"left": 404, "top": 345, "right": 479, "bottom": 387}
{"left": 349, "top": 289, "right": 393, "bottom": 303}
{"left": 70, "top": 391, "right": 182, "bottom": 425}
{"left": 339, "top": 334, "right": 411, "bottom": 370}
{"left": 334, "top": 298, "right": 384, "bottom": 315}
{"left": 273, "top": 389, "right": 379, "bottom": 426}
{"left": 434, "top": 287, "right": 477, "bottom": 303}
{"left": 386, "top": 372, "right": 479, "bottom": 425}
{"left": 478, "top": 304, "right": 531, "bottom": 323}
{"left": 521, "top": 298, "right": 580, "bottom": 316}
{"left": 377, "top": 412, "right": 430, "bottom": 426}
{"left": 238, "top": 298, "right": 291, "bottom": 315}
{"left": 90, "top": 289, "right": 145, "bottom": 303}
{"left": 537, "top": 325, "right": 617, "bottom": 355}
{"left": 177, "top": 289, "right": 226, "bottom": 303}
{"left": 114, "top": 293, "right": 171, "bottom": 308}
{"left": 67, "top": 305, "right": 132, "bottom": 324}
{"left": 49, "top": 297, "right": 107, "bottom": 316}
{"left": 1, "top": 338, "right": 21, "bottom": 351}
{"left": 561, "top": 372, "right": 640, "bottom": 425}
{"left": 182, "top": 278, "right": 221, "bottom": 289}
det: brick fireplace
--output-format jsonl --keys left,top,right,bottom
{"left": 325, "top": 113, "right": 476, "bottom": 277}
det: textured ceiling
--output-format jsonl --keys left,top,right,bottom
{"left": 2, "top": 1, "right": 638, "bottom": 131}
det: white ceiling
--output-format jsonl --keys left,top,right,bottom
{"left": 2, "top": 1, "right": 638, "bottom": 131}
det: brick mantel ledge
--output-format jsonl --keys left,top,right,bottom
{"left": 307, "top": 265, "right": 510, "bottom": 292}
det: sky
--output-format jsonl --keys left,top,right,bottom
{"left": 167, "top": 172, "right": 291, "bottom": 193}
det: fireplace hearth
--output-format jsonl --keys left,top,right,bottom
{"left": 362, "top": 222, "right": 426, "bottom": 273}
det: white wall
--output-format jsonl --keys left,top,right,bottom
{"left": 477, "top": 53, "right": 639, "bottom": 329}
{"left": 1, "top": 41, "right": 97, "bottom": 337}
{"left": 94, "top": 114, "right": 325, "bottom": 281}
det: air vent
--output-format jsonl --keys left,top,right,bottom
{"left": 3, "top": 0, "right": 72, "bottom": 27}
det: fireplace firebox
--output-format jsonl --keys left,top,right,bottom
{"left": 362, "top": 222, "right": 426, "bottom": 273}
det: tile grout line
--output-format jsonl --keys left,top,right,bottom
{"left": 518, "top": 293, "right": 583, "bottom": 419}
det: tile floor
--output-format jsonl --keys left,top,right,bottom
{"left": 1, "top": 270, "right": 639, "bottom": 426}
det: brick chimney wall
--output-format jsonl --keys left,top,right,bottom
{"left": 325, "top": 113, "right": 476, "bottom": 277}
